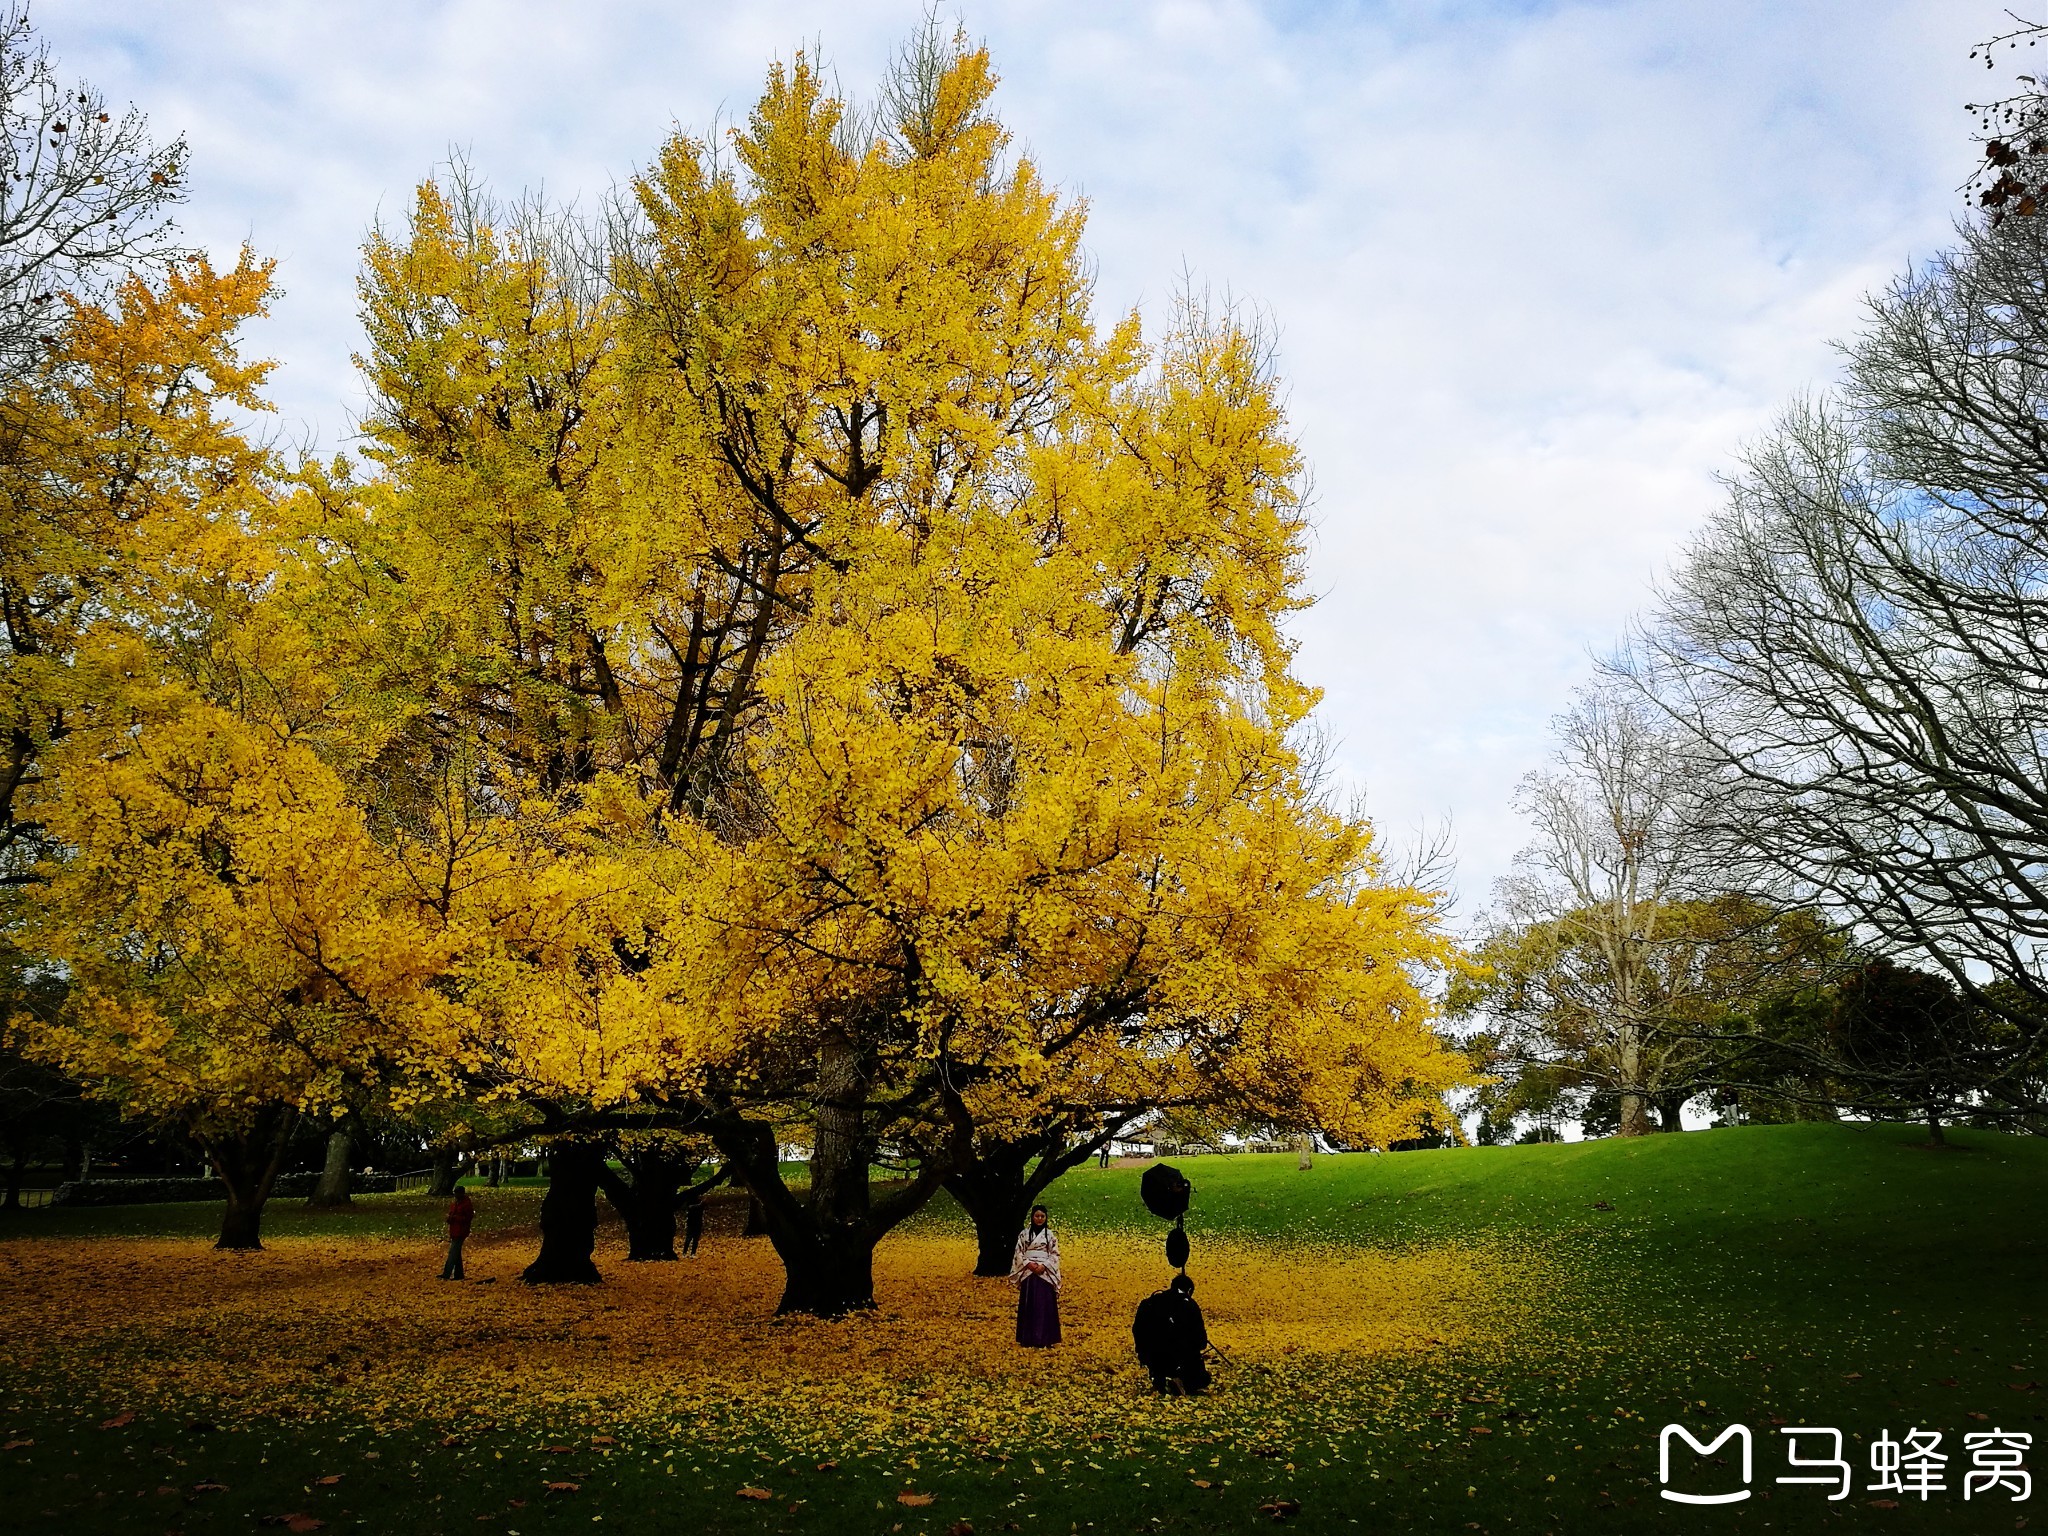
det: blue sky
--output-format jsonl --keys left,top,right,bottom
{"left": 41, "top": 0, "right": 1988, "bottom": 914}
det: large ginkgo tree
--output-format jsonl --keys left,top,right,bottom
{"left": 15, "top": 25, "right": 1465, "bottom": 1308}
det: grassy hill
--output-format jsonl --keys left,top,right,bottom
{"left": 1050, "top": 1120, "right": 2048, "bottom": 1347}
{"left": 1047, "top": 1117, "right": 2048, "bottom": 1243}
{"left": 1024, "top": 1123, "right": 2048, "bottom": 1529}
{"left": 2, "top": 1122, "right": 2042, "bottom": 1534}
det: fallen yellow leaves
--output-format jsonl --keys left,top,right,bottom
{"left": 0, "top": 1224, "right": 1547, "bottom": 1463}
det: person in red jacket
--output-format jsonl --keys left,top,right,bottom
{"left": 440, "top": 1186, "right": 474, "bottom": 1280}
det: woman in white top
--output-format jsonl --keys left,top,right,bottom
{"left": 1009, "top": 1203, "right": 1062, "bottom": 1347}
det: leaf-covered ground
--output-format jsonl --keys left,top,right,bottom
{"left": 0, "top": 1221, "right": 1539, "bottom": 1454}
{"left": 2, "top": 1122, "right": 2044, "bottom": 1534}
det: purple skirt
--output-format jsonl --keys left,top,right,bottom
{"left": 1016, "top": 1274, "right": 1061, "bottom": 1347}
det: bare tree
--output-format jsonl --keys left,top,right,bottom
{"left": 1621, "top": 203, "right": 2048, "bottom": 1037}
{"left": 1487, "top": 683, "right": 1705, "bottom": 1135}
{"left": 1594, "top": 27, "right": 2048, "bottom": 1128}
{"left": 0, "top": 3, "right": 184, "bottom": 377}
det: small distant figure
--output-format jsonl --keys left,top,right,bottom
{"left": 440, "top": 1186, "right": 474, "bottom": 1280}
{"left": 1010, "top": 1204, "right": 1062, "bottom": 1347}
{"left": 1133, "top": 1273, "right": 1211, "bottom": 1395}
{"left": 1098, "top": 1144, "right": 1112, "bottom": 1169}
{"left": 682, "top": 1196, "right": 704, "bottom": 1256}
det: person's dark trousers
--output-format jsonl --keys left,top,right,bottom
{"left": 682, "top": 1230, "right": 699, "bottom": 1256}
{"left": 441, "top": 1236, "right": 465, "bottom": 1280}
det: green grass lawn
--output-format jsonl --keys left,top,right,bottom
{"left": 2, "top": 1121, "right": 2042, "bottom": 1535}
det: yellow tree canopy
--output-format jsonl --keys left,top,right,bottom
{"left": 319, "top": 36, "right": 1466, "bottom": 1146}
{"left": 0, "top": 253, "right": 277, "bottom": 878}
{"left": 27, "top": 701, "right": 464, "bottom": 1129}
{"left": 0, "top": 254, "right": 503, "bottom": 1247}
{"left": 330, "top": 34, "right": 1463, "bottom": 1152}
{"left": 6, "top": 31, "right": 1466, "bottom": 1282}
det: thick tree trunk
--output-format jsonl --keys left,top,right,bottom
{"left": 708, "top": 1024, "right": 974, "bottom": 1316}
{"left": 523, "top": 1142, "right": 603, "bottom": 1284}
{"left": 793, "top": 1036, "right": 873, "bottom": 1311}
{"left": 594, "top": 1144, "right": 696, "bottom": 1262}
{"left": 948, "top": 1145, "right": 1037, "bottom": 1278}
{"left": 488, "top": 1154, "right": 503, "bottom": 1188}
{"left": 427, "top": 1146, "right": 461, "bottom": 1197}
{"left": 625, "top": 1166, "right": 679, "bottom": 1262}
{"left": 743, "top": 1194, "right": 768, "bottom": 1236}
{"left": 710, "top": 1037, "right": 956, "bottom": 1317}
{"left": 946, "top": 1123, "right": 1126, "bottom": 1277}
{"left": 202, "top": 1105, "right": 298, "bottom": 1251}
{"left": 308, "top": 1126, "right": 353, "bottom": 1207}
{"left": 970, "top": 1192, "right": 1031, "bottom": 1276}
{"left": 770, "top": 1229, "right": 878, "bottom": 1316}
{"left": 217, "top": 1194, "right": 265, "bottom": 1249}
{"left": 616, "top": 1191, "right": 678, "bottom": 1261}
{"left": 1615, "top": 1027, "right": 1656, "bottom": 1136}
{"left": 1925, "top": 1104, "right": 1946, "bottom": 1145}
{"left": 1617, "top": 1096, "right": 1656, "bottom": 1136}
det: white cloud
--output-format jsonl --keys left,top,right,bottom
{"left": 40, "top": 0, "right": 1989, "bottom": 911}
